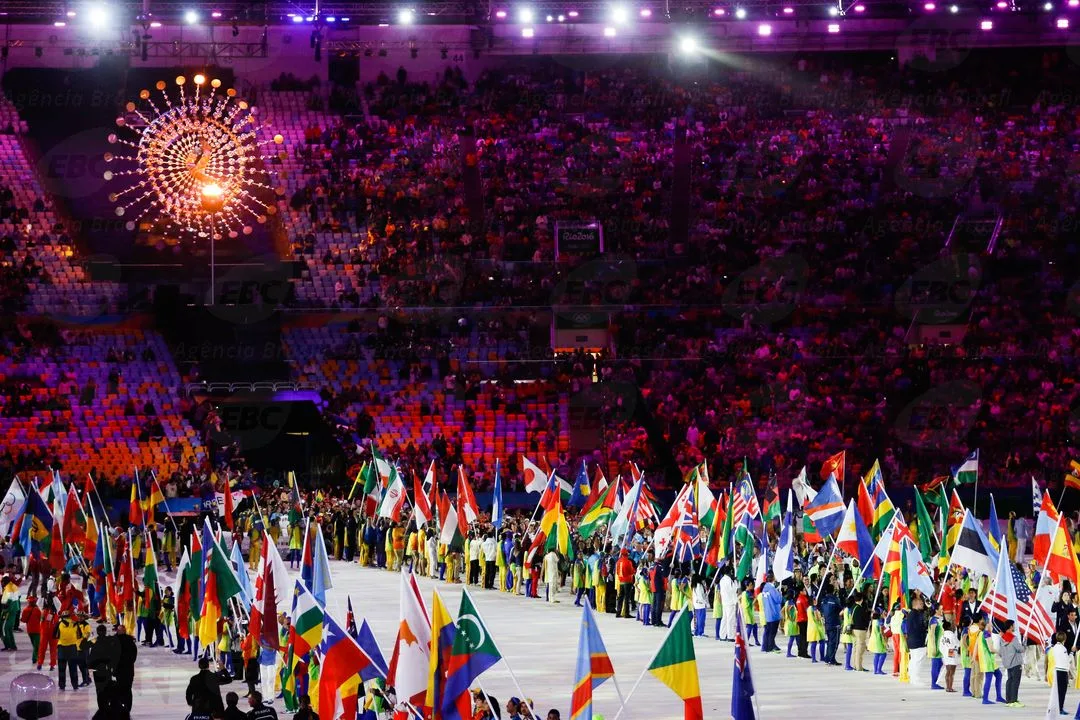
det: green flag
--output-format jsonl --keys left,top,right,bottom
{"left": 913, "top": 488, "right": 935, "bottom": 560}
{"left": 735, "top": 536, "right": 754, "bottom": 582}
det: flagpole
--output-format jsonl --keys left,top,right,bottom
{"left": 87, "top": 473, "right": 112, "bottom": 529}
{"left": 462, "top": 587, "right": 534, "bottom": 708}
{"left": 935, "top": 538, "right": 959, "bottom": 603}
{"left": 611, "top": 608, "right": 686, "bottom": 720}
{"left": 151, "top": 470, "right": 182, "bottom": 534}
{"left": 610, "top": 672, "right": 633, "bottom": 720}
{"left": 1023, "top": 518, "right": 1056, "bottom": 647}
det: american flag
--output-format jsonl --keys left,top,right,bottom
{"left": 981, "top": 564, "right": 1055, "bottom": 644}
{"left": 731, "top": 475, "right": 761, "bottom": 529}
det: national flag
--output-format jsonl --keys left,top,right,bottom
{"left": 197, "top": 529, "right": 244, "bottom": 647}
{"left": 128, "top": 480, "right": 143, "bottom": 528}
{"left": 439, "top": 493, "right": 466, "bottom": 552}
{"left": 952, "top": 449, "right": 979, "bottom": 485}
{"left": 290, "top": 580, "right": 324, "bottom": 655}
{"left": 570, "top": 600, "right": 616, "bottom": 720}
{"left": 1066, "top": 461, "right": 1080, "bottom": 492}
{"left": 944, "top": 489, "right": 966, "bottom": 550}
{"left": 883, "top": 523, "right": 907, "bottom": 610}
{"left": 1032, "top": 477, "right": 1043, "bottom": 517}
{"left": 12, "top": 486, "right": 52, "bottom": 554}
{"left": 804, "top": 474, "right": 845, "bottom": 538}
{"left": 1034, "top": 491, "right": 1061, "bottom": 566}
{"left": 912, "top": 488, "right": 936, "bottom": 561}
{"left": 83, "top": 514, "right": 98, "bottom": 565}
{"left": 820, "top": 450, "right": 845, "bottom": 484}
{"left": 378, "top": 468, "right": 407, "bottom": 522}
{"left": 61, "top": 485, "right": 87, "bottom": 546}
{"left": 443, "top": 590, "right": 503, "bottom": 720}
{"left": 761, "top": 476, "right": 780, "bottom": 523}
{"left": 144, "top": 477, "right": 166, "bottom": 519}
{"left": 349, "top": 461, "right": 367, "bottom": 501}
{"left": 920, "top": 475, "right": 950, "bottom": 508}
{"left": 647, "top": 609, "right": 703, "bottom": 720}
{"left": 772, "top": 492, "right": 794, "bottom": 583}
{"left": 865, "top": 462, "right": 895, "bottom": 537}
{"left": 672, "top": 491, "right": 702, "bottom": 563}
{"left": 456, "top": 467, "right": 479, "bottom": 525}
{"left": 578, "top": 483, "right": 617, "bottom": 540}
{"left": 903, "top": 539, "right": 936, "bottom": 599}
{"left": 425, "top": 590, "right": 456, "bottom": 719}
{"left": 301, "top": 521, "right": 334, "bottom": 606}
{"left": 174, "top": 549, "right": 192, "bottom": 642}
{"left": 388, "top": 571, "right": 432, "bottom": 706}
{"left": 693, "top": 472, "right": 717, "bottom": 532}
{"left": 950, "top": 510, "right": 999, "bottom": 578}
{"left": 356, "top": 617, "right": 390, "bottom": 682}
{"left": 1045, "top": 516, "right": 1080, "bottom": 588}
{"left": 187, "top": 530, "right": 204, "bottom": 621}
{"left": 731, "top": 474, "right": 761, "bottom": 530}
{"left": 414, "top": 468, "right": 433, "bottom": 528}
{"left": 143, "top": 531, "right": 160, "bottom": 592}
{"left": 544, "top": 503, "right": 575, "bottom": 560}
{"left": 492, "top": 460, "right": 504, "bottom": 530}
{"left": 654, "top": 485, "right": 692, "bottom": 559}
{"left": 981, "top": 537, "right": 1055, "bottom": 644}
{"left": 522, "top": 456, "right": 549, "bottom": 494}
{"left": 987, "top": 494, "right": 1003, "bottom": 552}
{"left": 318, "top": 610, "right": 377, "bottom": 720}
{"left": 856, "top": 480, "right": 875, "bottom": 537}
{"left": 790, "top": 466, "right": 816, "bottom": 508}
{"left": 568, "top": 461, "right": 591, "bottom": 509}
{"left": 250, "top": 535, "right": 284, "bottom": 650}
{"left": 229, "top": 539, "right": 253, "bottom": 608}
{"left": 801, "top": 513, "right": 822, "bottom": 545}
{"left": 732, "top": 604, "right": 757, "bottom": 720}
{"left": 835, "top": 500, "right": 875, "bottom": 569}
{"left": 609, "top": 479, "right": 644, "bottom": 546}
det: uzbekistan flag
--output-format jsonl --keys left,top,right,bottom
{"left": 570, "top": 600, "right": 615, "bottom": 720}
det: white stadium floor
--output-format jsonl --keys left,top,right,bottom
{"left": 0, "top": 562, "right": 1057, "bottom": 719}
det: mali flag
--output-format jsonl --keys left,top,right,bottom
{"left": 443, "top": 590, "right": 502, "bottom": 720}
{"left": 647, "top": 609, "right": 703, "bottom": 720}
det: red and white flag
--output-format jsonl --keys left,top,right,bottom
{"left": 456, "top": 466, "right": 479, "bottom": 525}
{"left": 387, "top": 571, "right": 432, "bottom": 706}
{"left": 522, "top": 456, "right": 548, "bottom": 494}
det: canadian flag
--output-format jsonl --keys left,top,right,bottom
{"left": 457, "top": 466, "right": 479, "bottom": 524}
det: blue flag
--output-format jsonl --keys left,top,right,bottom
{"left": 357, "top": 618, "right": 390, "bottom": 682}
{"left": 733, "top": 604, "right": 757, "bottom": 720}
{"left": 568, "top": 461, "right": 591, "bottom": 509}
{"left": 988, "top": 494, "right": 1003, "bottom": 551}
{"left": 229, "top": 539, "right": 253, "bottom": 608}
{"left": 492, "top": 460, "right": 504, "bottom": 530}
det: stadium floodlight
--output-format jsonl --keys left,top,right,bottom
{"left": 518, "top": 6, "right": 535, "bottom": 22}
{"left": 1058, "top": 16, "right": 1070, "bottom": 25}
{"left": 640, "top": 8, "right": 652, "bottom": 16}
{"left": 398, "top": 8, "right": 415, "bottom": 23}
{"left": 522, "top": 26, "right": 535, "bottom": 36}
{"left": 828, "top": 5, "right": 840, "bottom": 16}
{"left": 678, "top": 35, "right": 699, "bottom": 53}
{"left": 827, "top": 21, "right": 840, "bottom": 30}
{"left": 87, "top": 4, "right": 110, "bottom": 28}
{"left": 757, "top": 22, "right": 771, "bottom": 34}
{"left": 782, "top": 6, "right": 794, "bottom": 13}
{"left": 611, "top": 4, "right": 630, "bottom": 23}
{"left": 557, "top": 14, "right": 566, "bottom": 20}
{"left": 949, "top": 3, "right": 959, "bottom": 10}
{"left": 923, "top": 2, "right": 936, "bottom": 10}
{"left": 980, "top": 18, "right": 992, "bottom": 27}
{"left": 603, "top": 25, "right": 617, "bottom": 35}
{"left": 1044, "top": 2, "right": 1053, "bottom": 10}
{"left": 735, "top": 7, "right": 747, "bottom": 18}
{"left": 184, "top": 9, "right": 199, "bottom": 24}
{"left": 496, "top": 9, "right": 508, "bottom": 17}
{"left": 1070, "top": 0, "right": 1079, "bottom": 8}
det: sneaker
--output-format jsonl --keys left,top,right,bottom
{"left": 1011, "top": 703, "right": 1025, "bottom": 708}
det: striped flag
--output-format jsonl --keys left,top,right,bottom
{"left": 731, "top": 475, "right": 760, "bottom": 529}
{"left": 570, "top": 600, "right": 615, "bottom": 720}
{"left": 804, "top": 474, "right": 845, "bottom": 538}
{"left": 981, "top": 537, "right": 1054, "bottom": 644}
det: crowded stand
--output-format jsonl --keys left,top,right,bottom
{"left": 0, "top": 35, "right": 1079, "bottom": 720}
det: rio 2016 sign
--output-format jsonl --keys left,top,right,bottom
{"left": 555, "top": 222, "right": 604, "bottom": 261}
